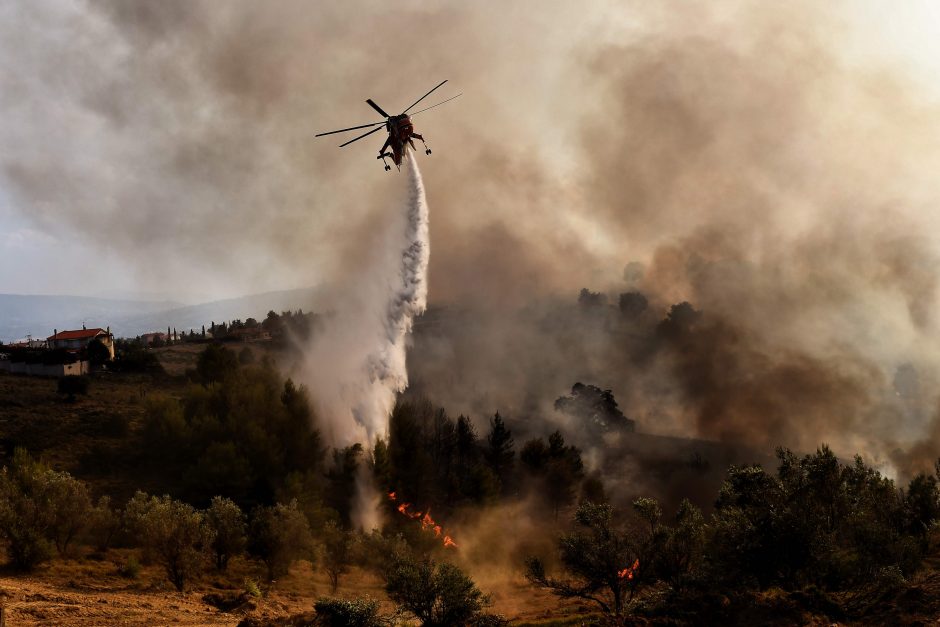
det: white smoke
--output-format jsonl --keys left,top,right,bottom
{"left": 301, "top": 151, "right": 429, "bottom": 529}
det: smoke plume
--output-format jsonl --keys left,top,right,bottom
{"left": 302, "top": 152, "right": 429, "bottom": 528}
{"left": 4, "top": 2, "right": 940, "bottom": 479}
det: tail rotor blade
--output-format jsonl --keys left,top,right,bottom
{"left": 402, "top": 80, "right": 448, "bottom": 114}
{"left": 366, "top": 99, "right": 390, "bottom": 117}
{"left": 339, "top": 125, "right": 384, "bottom": 147}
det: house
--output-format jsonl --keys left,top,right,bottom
{"left": 47, "top": 326, "right": 115, "bottom": 360}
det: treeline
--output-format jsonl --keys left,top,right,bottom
{"left": 377, "top": 399, "right": 591, "bottom": 523}
{"left": 527, "top": 446, "right": 940, "bottom": 623}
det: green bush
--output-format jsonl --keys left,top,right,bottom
{"left": 0, "top": 449, "right": 92, "bottom": 569}
{"left": 118, "top": 555, "right": 141, "bottom": 579}
{"left": 313, "top": 597, "right": 390, "bottom": 627}
{"left": 385, "top": 554, "right": 490, "bottom": 627}
{"left": 124, "top": 492, "right": 212, "bottom": 591}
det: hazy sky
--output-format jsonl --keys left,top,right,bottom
{"left": 1, "top": 1, "right": 938, "bottom": 303}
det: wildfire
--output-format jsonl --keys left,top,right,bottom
{"left": 387, "top": 491, "right": 458, "bottom": 549}
{"left": 618, "top": 559, "right": 640, "bottom": 580}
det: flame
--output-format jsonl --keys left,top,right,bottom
{"left": 387, "top": 491, "right": 458, "bottom": 549}
{"left": 618, "top": 559, "right": 640, "bottom": 580}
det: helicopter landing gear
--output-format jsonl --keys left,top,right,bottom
{"left": 413, "top": 133, "right": 432, "bottom": 156}
{"left": 378, "top": 152, "right": 393, "bottom": 171}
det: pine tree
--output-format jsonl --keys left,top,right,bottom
{"left": 485, "top": 413, "right": 515, "bottom": 493}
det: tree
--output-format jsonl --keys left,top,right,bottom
{"left": 249, "top": 500, "right": 313, "bottom": 580}
{"left": 526, "top": 502, "right": 640, "bottom": 618}
{"left": 659, "top": 498, "right": 705, "bottom": 589}
{"left": 0, "top": 449, "right": 61, "bottom": 569}
{"left": 326, "top": 444, "right": 364, "bottom": 526}
{"left": 554, "top": 383, "right": 635, "bottom": 433}
{"left": 57, "top": 375, "right": 90, "bottom": 402}
{"left": 195, "top": 343, "right": 239, "bottom": 383}
{"left": 47, "top": 470, "right": 92, "bottom": 555}
{"left": 322, "top": 520, "right": 352, "bottom": 593}
{"left": 521, "top": 434, "right": 585, "bottom": 517}
{"left": 88, "top": 495, "right": 121, "bottom": 552}
{"left": 206, "top": 496, "right": 247, "bottom": 571}
{"left": 385, "top": 554, "right": 491, "bottom": 627}
{"left": 86, "top": 338, "right": 111, "bottom": 367}
{"left": 656, "top": 301, "right": 701, "bottom": 339}
{"left": 618, "top": 292, "right": 648, "bottom": 318}
{"left": 578, "top": 288, "right": 608, "bottom": 309}
{"left": 484, "top": 413, "right": 515, "bottom": 494}
{"left": 125, "top": 492, "right": 212, "bottom": 591}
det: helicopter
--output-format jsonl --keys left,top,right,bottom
{"left": 315, "top": 80, "right": 460, "bottom": 171}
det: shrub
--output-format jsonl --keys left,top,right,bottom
{"left": 243, "top": 577, "right": 262, "bottom": 599}
{"left": 385, "top": 554, "right": 490, "bottom": 627}
{"left": 57, "top": 375, "right": 90, "bottom": 402}
{"left": 118, "top": 555, "right": 141, "bottom": 579}
{"left": 313, "top": 597, "right": 391, "bottom": 627}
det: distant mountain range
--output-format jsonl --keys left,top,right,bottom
{"left": 0, "top": 287, "right": 322, "bottom": 342}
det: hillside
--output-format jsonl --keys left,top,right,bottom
{"left": 0, "top": 346, "right": 937, "bottom": 626}
{"left": 0, "top": 287, "right": 322, "bottom": 341}
{"left": 0, "top": 294, "right": 182, "bottom": 343}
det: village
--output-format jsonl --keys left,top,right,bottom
{"left": 0, "top": 310, "right": 316, "bottom": 378}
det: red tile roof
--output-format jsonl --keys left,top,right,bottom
{"left": 47, "top": 328, "right": 107, "bottom": 341}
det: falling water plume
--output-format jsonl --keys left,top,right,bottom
{"left": 304, "top": 151, "right": 429, "bottom": 530}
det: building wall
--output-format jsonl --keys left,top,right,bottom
{"left": 0, "top": 360, "right": 89, "bottom": 377}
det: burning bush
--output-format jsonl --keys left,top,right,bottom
{"left": 526, "top": 502, "right": 648, "bottom": 618}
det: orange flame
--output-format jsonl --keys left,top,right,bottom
{"left": 618, "top": 559, "right": 640, "bottom": 580}
{"left": 387, "top": 491, "right": 458, "bottom": 549}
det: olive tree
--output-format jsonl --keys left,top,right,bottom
{"left": 125, "top": 492, "right": 213, "bottom": 591}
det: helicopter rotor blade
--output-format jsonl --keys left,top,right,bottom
{"left": 315, "top": 121, "right": 385, "bottom": 137}
{"left": 366, "top": 99, "right": 390, "bottom": 117}
{"left": 339, "top": 125, "right": 385, "bottom": 147}
{"left": 402, "top": 80, "right": 448, "bottom": 114}
{"left": 409, "top": 93, "right": 462, "bottom": 117}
